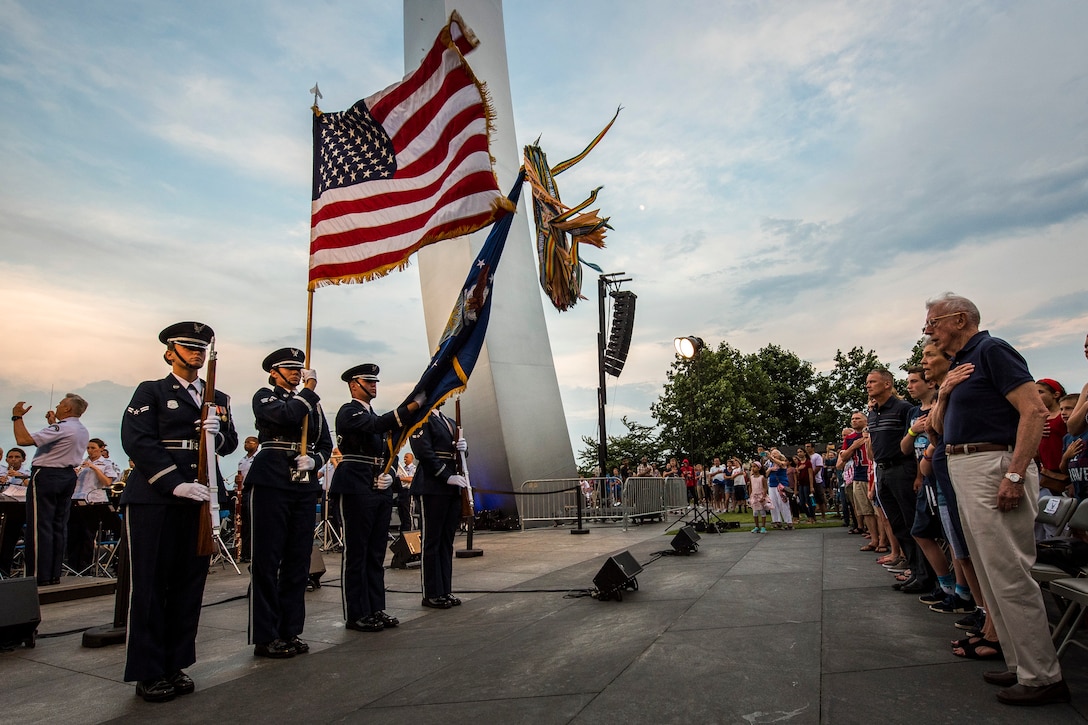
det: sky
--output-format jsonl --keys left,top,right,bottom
{"left": 2, "top": 0, "right": 1087, "bottom": 475}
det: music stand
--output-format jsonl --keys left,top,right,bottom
{"left": 210, "top": 529, "right": 241, "bottom": 574}
{"left": 314, "top": 490, "right": 343, "bottom": 552}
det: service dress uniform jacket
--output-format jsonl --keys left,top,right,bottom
{"left": 120, "top": 374, "right": 238, "bottom": 683}
{"left": 409, "top": 411, "right": 463, "bottom": 600}
{"left": 332, "top": 399, "right": 410, "bottom": 623}
{"left": 247, "top": 385, "right": 332, "bottom": 645}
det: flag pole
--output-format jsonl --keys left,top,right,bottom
{"left": 300, "top": 288, "right": 314, "bottom": 452}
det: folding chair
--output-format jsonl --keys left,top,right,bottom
{"left": 1038, "top": 500, "right": 1088, "bottom": 656}
{"left": 1032, "top": 496, "right": 1083, "bottom": 585}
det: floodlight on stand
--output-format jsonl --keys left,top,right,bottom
{"left": 673, "top": 336, "right": 704, "bottom": 359}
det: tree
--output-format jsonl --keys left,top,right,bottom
{"left": 650, "top": 341, "right": 757, "bottom": 464}
{"left": 811, "top": 346, "right": 883, "bottom": 445}
{"left": 745, "top": 344, "right": 821, "bottom": 445}
{"left": 577, "top": 417, "right": 660, "bottom": 475}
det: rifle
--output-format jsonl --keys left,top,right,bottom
{"left": 454, "top": 399, "right": 474, "bottom": 518}
{"left": 195, "top": 342, "right": 219, "bottom": 557}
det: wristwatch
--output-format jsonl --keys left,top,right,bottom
{"left": 1004, "top": 472, "right": 1023, "bottom": 484}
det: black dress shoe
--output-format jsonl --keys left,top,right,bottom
{"left": 254, "top": 639, "right": 295, "bottom": 658}
{"left": 285, "top": 636, "right": 309, "bottom": 654}
{"left": 375, "top": 611, "right": 400, "bottom": 627}
{"left": 166, "top": 670, "right": 195, "bottom": 695}
{"left": 422, "top": 597, "right": 452, "bottom": 609}
{"left": 346, "top": 615, "right": 384, "bottom": 632}
{"left": 136, "top": 678, "right": 176, "bottom": 703}
{"left": 984, "top": 670, "right": 1018, "bottom": 687}
{"left": 997, "top": 680, "right": 1071, "bottom": 706}
{"left": 442, "top": 594, "right": 462, "bottom": 606}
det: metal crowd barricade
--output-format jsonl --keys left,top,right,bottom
{"left": 517, "top": 476, "right": 688, "bottom": 531}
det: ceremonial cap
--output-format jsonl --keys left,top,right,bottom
{"left": 341, "top": 363, "right": 380, "bottom": 382}
{"left": 159, "top": 321, "right": 214, "bottom": 349}
{"left": 262, "top": 347, "right": 306, "bottom": 372}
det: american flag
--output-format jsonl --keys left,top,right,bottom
{"left": 308, "top": 11, "right": 512, "bottom": 289}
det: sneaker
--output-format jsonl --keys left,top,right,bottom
{"left": 955, "top": 608, "right": 986, "bottom": 631}
{"left": 918, "top": 587, "right": 947, "bottom": 606}
{"left": 930, "top": 594, "right": 977, "bottom": 614}
{"left": 882, "top": 556, "right": 908, "bottom": 573}
{"left": 760, "top": 527, "right": 767, "bottom": 533}
{"left": 751, "top": 527, "right": 761, "bottom": 533}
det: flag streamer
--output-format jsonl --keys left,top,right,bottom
{"left": 524, "top": 107, "right": 620, "bottom": 311}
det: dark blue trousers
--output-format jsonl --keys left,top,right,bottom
{"left": 338, "top": 491, "right": 392, "bottom": 622}
{"left": 25, "top": 467, "right": 76, "bottom": 584}
{"left": 418, "top": 494, "right": 460, "bottom": 599}
{"left": 124, "top": 504, "right": 209, "bottom": 682}
{"left": 249, "top": 486, "right": 319, "bottom": 644}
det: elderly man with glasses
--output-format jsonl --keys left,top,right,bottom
{"left": 924, "top": 292, "right": 1067, "bottom": 706}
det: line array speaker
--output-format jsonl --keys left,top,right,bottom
{"left": 604, "top": 290, "right": 637, "bottom": 377}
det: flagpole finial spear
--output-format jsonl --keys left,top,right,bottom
{"left": 310, "top": 82, "right": 323, "bottom": 116}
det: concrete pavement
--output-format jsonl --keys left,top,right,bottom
{"left": 2, "top": 521, "right": 1087, "bottom": 723}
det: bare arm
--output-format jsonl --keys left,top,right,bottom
{"left": 11, "top": 402, "right": 35, "bottom": 446}
{"left": 1068, "top": 381, "right": 1088, "bottom": 437}
{"left": 995, "top": 381, "right": 1049, "bottom": 512}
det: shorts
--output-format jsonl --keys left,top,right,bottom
{"left": 812, "top": 484, "right": 826, "bottom": 506}
{"left": 852, "top": 480, "right": 874, "bottom": 516}
{"left": 910, "top": 480, "right": 943, "bottom": 539}
{"left": 732, "top": 483, "right": 749, "bottom": 501}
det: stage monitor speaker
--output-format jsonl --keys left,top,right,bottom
{"left": 389, "top": 531, "right": 422, "bottom": 569}
{"left": 593, "top": 550, "right": 643, "bottom": 601}
{"left": 670, "top": 525, "right": 701, "bottom": 554}
{"left": 0, "top": 577, "right": 40, "bottom": 649}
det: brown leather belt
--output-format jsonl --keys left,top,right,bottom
{"left": 946, "top": 443, "right": 1011, "bottom": 455}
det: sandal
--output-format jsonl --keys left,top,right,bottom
{"left": 859, "top": 545, "right": 877, "bottom": 551}
{"left": 874, "top": 547, "right": 889, "bottom": 553}
{"left": 951, "top": 637, "right": 1002, "bottom": 660}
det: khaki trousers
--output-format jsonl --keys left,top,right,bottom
{"left": 947, "top": 451, "right": 1062, "bottom": 686}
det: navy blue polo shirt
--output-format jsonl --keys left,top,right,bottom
{"left": 943, "top": 331, "right": 1033, "bottom": 446}
{"left": 868, "top": 395, "right": 914, "bottom": 464}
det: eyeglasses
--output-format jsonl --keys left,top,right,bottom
{"left": 922, "top": 312, "right": 962, "bottom": 333}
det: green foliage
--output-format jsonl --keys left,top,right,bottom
{"left": 582, "top": 343, "right": 898, "bottom": 466}
{"left": 577, "top": 416, "right": 660, "bottom": 475}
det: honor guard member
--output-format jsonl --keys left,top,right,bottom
{"left": 12, "top": 393, "right": 91, "bottom": 586}
{"left": 248, "top": 347, "right": 332, "bottom": 659}
{"left": 409, "top": 404, "right": 468, "bottom": 609}
{"left": 334, "top": 363, "right": 422, "bottom": 631}
{"left": 120, "top": 321, "right": 237, "bottom": 703}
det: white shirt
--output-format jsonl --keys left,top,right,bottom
{"left": 72, "top": 456, "right": 121, "bottom": 500}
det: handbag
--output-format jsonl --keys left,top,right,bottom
{"left": 1036, "top": 538, "right": 1088, "bottom": 576}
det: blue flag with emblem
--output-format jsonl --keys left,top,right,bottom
{"left": 386, "top": 170, "right": 525, "bottom": 465}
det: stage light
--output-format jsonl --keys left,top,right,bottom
{"left": 673, "top": 336, "right": 704, "bottom": 359}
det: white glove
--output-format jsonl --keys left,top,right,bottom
{"left": 295, "top": 455, "right": 316, "bottom": 472}
{"left": 375, "top": 473, "right": 393, "bottom": 490}
{"left": 301, "top": 368, "right": 317, "bottom": 383}
{"left": 455, "top": 437, "right": 467, "bottom": 453}
{"left": 174, "top": 482, "right": 211, "bottom": 502}
{"left": 202, "top": 415, "right": 220, "bottom": 436}
{"left": 446, "top": 474, "right": 468, "bottom": 489}
{"left": 412, "top": 391, "right": 427, "bottom": 407}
